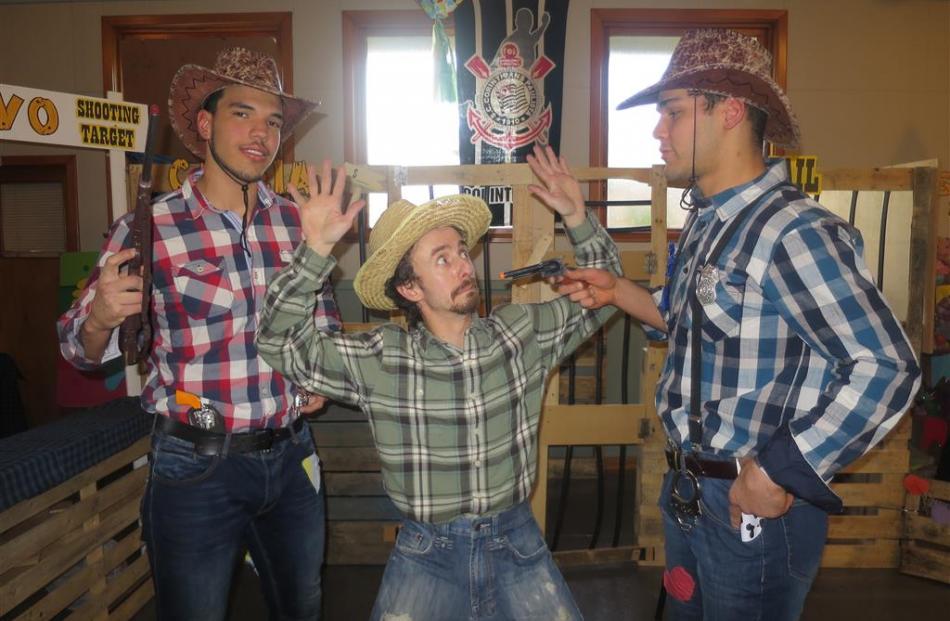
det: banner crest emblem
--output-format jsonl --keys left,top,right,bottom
{"left": 462, "top": 9, "right": 555, "bottom": 154}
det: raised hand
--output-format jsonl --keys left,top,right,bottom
{"left": 553, "top": 267, "right": 617, "bottom": 309}
{"left": 526, "top": 144, "right": 586, "bottom": 228}
{"left": 290, "top": 159, "right": 366, "bottom": 256}
{"left": 86, "top": 248, "right": 144, "bottom": 333}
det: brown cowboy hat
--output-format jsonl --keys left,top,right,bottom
{"left": 617, "top": 29, "right": 801, "bottom": 149}
{"left": 354, "top": 195, "right": 492, "bottom": 311}
{"left": 168, "top": 47, "right": 322, "bottom": 158}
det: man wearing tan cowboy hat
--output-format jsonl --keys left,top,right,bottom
{"left": 58, "top": 47, "right": 348, "bottom": 619}
{"left": 552, "top": 29, "right": 920, "bottom": 619}
{"left": 256, "top": 145, "right": 621, "bottom": 619}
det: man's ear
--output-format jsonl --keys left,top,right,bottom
{"left": 721, "top": 97, "right": 747, "bottom": 131}
{"left": 396, "top": 280, "right": 423, "bottom": 303}
{"left": 196, "top": 109, "right": 213, "bottom": 141}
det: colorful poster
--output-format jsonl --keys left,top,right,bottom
{"left": 455, "top": 0, "right": 570, "bottom": 225}
{"left": 936, "top": 237, "right": 950, "bottom": 354}
{"left": 56, "top": 252, "right": 126, "bottom": 407}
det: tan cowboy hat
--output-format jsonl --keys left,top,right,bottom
{"left": 617, "top": 29, "right": 801, "bottom": 149}
{"left": 354, "top": 195, "right": 492, "bottom": 311}
{"left": 168, "top": 47, "right": 322, "bottom": 158}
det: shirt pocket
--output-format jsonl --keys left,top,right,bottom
{"left": 699, "top": 269, "right": 745, "bottom": 341}
{"left": 172, "top": 257, "right": 234, "bottom": 320}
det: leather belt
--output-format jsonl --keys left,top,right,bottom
{"left": 666, "top": 448, "right": 738, "bottom": 480}
{"left": 155, "top": 415, "right": 306, "bottom": 456}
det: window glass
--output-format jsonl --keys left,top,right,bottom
{"left": 365, "top": 35, "right": 460, "bottom": 225}
{"left": 606, "top": 35, "right": 687, "bottom": 229}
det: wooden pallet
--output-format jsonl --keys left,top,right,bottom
{"left": 0, "top": 437, "right": 152, "bottom": 619}
{"left": 312, "top": 162, "right": 936, "bottom": 570}
{"left": 312, "top": 404, "right": 400, "bottom": 565}
{"left": 900, "top": 477, "right": 950, "bottom": 584}
{"left": 821, "top": 417, "right": 911, "bottom": 568}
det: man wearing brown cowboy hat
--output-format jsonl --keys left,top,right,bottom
{"left": 256, "top": 145, "right": 621, "bottom": 619}
{"left": 58, "top": 47, "right": 348, "bottom": 619}
{"left": 553, "top": 29, "right": 920, "bottom": 619}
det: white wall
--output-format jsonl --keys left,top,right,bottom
{"left": 2, "top": 0, "right": 948, "bottom": 260}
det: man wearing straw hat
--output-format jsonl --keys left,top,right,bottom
{"left": 553, "top": 29, "right": 921, "bottom": 619}
{"left": 58, "top": 48, "right": 343, "bottom": 619}
{"left": 257, "top": 145, "right": 620, "bottom": 619}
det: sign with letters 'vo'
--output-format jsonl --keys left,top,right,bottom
{"left": 1, "top": 83, "right": 148, "bottom": 152}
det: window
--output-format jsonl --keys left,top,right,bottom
{"left": 0, "top": 156, "right": 78, "bottom": 255}
{"left": 606, "top": 35, "right": 682, "bottom": 229}
{"left": 590, "top": 9, "right": 788, "bottom": 234}
{"left": 343, "top": 11, "right": 460, "bottom": 227}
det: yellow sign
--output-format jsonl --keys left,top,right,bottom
{"left": 783, "top": 155, "right": 822, "bottom": 196}
{"left": 164, "top": 158, "right": 314, "bottom": 194}
{"left": 1, "top": 83, "right": 147, "bottom": 152}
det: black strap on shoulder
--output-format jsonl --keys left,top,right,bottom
{"left": 686, "top": 182, "right": 793, "bottom": 450}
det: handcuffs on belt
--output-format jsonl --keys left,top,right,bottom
{"left": 669, "top": 447, "right": 703, "bottom": 529}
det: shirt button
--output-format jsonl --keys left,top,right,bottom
{"left": 474, "top": 459, "right": 482, "bottom": 467}
{"left": 417, "top": 388, "right": 424, "bottom": 396}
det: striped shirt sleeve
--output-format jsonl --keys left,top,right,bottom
{"left": 57, "top": 215, "right": 133, "bottom": 370}
{"left": 257, "top": 244, "right": 376, "bottom": 408}
{"left": 527, "top": 213, "right": 623, "bottom": 369}
{"left": 755, "top": 215, "right": 921, "bottom": 506}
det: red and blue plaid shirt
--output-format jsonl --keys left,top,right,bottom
{"left": 58, "top": 170, "right": 341, "bottom": 431}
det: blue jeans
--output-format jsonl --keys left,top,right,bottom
{"left": 659, "top": 470, "right": 828, "bottom": 620}
{"left": 142, "top": 423, "right": 325, "bottom": 620}
{"left": 370, "top": 502, "right": 582, "bottom": 621}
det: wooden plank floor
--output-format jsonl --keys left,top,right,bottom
{"left": 130, "top": 562, "right": 949, "bottom": 620}
{"left": 130, "top": 471, "right": 950, "bottom": 619}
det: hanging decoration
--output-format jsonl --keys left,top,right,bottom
{"left": 417, "top": 0, "right": 465, "bottom": 102}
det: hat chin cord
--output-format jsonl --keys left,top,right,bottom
{"left": 678, "top": 92, "right": 701, "bottom": 212}
{"left": 208, "top": 135, "right": 261, "bottom": 256}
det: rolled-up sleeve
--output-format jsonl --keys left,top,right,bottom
{"left": 755, "top": 220, "right": 921, "bottom": 511}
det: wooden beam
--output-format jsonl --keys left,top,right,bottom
{"left": 539, "top": 404, "right": 648, "bottom": 446}
{"left": 821, "top": 168, "right": 913, "bottom": 191}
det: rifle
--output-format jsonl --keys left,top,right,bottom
{"left": 119, "top": 104, "right": 160, "bottom": 366}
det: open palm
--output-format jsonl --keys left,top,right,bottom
{"left": 526, "top": 144, "right": 585, "bottom": 227}
{"left": 290, "top": 160, "right": 365, "bottom": 254}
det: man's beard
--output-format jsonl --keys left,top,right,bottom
{"left": 450, "top": 278, "right": 480, "bottom": 315}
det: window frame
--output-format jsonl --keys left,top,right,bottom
{"left": 342, "top": 10, "right": 442, "bottom": 166}
{"left": 589, "top": 9, "right": 789, "bottom": 240}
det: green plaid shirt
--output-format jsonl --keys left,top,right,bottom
{"left": 257, "top": 214, "right": 621, "bottom": 523}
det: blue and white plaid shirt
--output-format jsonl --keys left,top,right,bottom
{"left": 647, "top": 159, "right": 921, "bottom": 511}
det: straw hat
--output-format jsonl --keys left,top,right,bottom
{"left": 617, "top": 29, "right": 800, "bottom": 149}
{"left": 169, "top": 47, "right": 322, "bottom": 158}
{"left": 354, "top": 195, "right": 491, "bottom": 311}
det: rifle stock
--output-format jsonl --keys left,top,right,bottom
{"left": 119, "top": 105, "right": 160, "bottom": 366}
